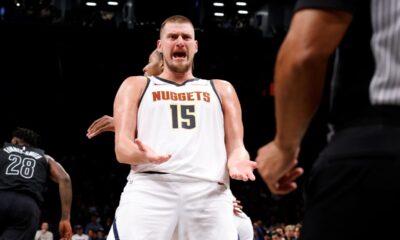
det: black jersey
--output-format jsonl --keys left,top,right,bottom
{"left": 0, "top": 142, "right": 49, "bottom": 204}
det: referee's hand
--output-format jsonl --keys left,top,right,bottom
{"left": 59, "top": 219, "right": 72, "bottom": 240}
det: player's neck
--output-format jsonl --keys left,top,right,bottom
{"left": 159, "top": 70, "right": 194, "bottom": 84}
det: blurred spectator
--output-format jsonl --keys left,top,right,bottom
{"left": 284, "top": 224, "right": 297, "bottom": 240}
{"left": 84, "top": 213, "right": 103, "bottom": 234}
{"left": 34, "top": 221, "right": 53, "bottom": 240}
{"left": 72, "top": 224, "right": 89, "bottom": 240}
{"left": 96, "top": 227, "right": 106, "bottom": 240}
{"left": 254, "top": 220, "right": 267, "bottom": 240}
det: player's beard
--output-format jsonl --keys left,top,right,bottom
{"left": 165, "top": 58, "right": 192, "bottom": 73}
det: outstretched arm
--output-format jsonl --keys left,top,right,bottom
{"left": 214, "top": 80, "right": 257, "bottom": 181}
{"left": 47, "top": 155, "right": 72, "bottom": 240}
{"left": 86, "top": 115, "right": 115, "bottom": 139}
{"left": 113, "top": 76, "right": 171, "bottom": 165}
{"left": 256, "top": 9, "right": 352, "bottom": 195}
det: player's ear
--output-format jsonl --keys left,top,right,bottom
{"left": 157, "top": 40, "right": 162, "bottom": 53}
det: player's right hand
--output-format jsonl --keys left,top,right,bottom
{"left": 134, "top": 139, "right": 171, "bottom": 164}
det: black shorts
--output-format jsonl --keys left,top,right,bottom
{"left": 0, "top": 191, "right": 41, "bottom": 240}
{"left": 300, "top": 125, "right": 400, "bottom": 240}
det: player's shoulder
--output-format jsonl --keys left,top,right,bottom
{"left": 123, "top": 75, "right": 148, "bottom": 85}
{"left": 212, "top": 79, "right": 233, "bottom": 88}
{"left": 44, "top": 154, "right": 54, "bottom": 161}
{"left": 211, "top": 79, "right": 235, "bottom": 95}
{"left": 119, "top": 75, "right": 149, "bottom": 92}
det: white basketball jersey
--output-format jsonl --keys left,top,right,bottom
{"left": 133, "top": 76, "right": 229, "bottom": 184}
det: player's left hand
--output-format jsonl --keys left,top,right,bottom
{"left": 228, "top": 159, "right": 257, "bottom": 181}
{"left": 59, "top": 219, "right": 72, "bottom": 240}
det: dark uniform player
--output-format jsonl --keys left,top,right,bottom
{"left": 0, "top": 127, "right": 72, "bottom": 240}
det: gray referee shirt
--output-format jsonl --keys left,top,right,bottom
{"left": 370, "top": 0, "right": 400, "bottom": 105}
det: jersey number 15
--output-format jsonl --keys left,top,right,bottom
{"left": 170, "top": 104, "right": 196, "bottom": 129}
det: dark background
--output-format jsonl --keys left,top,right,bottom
{"left": 0, "top": 0, "right": 329, "bottom": 236}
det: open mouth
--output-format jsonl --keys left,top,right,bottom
{"left": 172, "top": 51, "right": 187, "bottom": 60}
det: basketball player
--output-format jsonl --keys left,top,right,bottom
{"left": 109, "top": 15, "right": 256, "bottom": 239}
{"left": 88, "top": 117, "right": 254, "bottom": 240}
{"left": 87, "top": 48, "right": 254, "bottom": 239}
{"left": 0, "top": 127, "right": 73, "bottom": 240}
